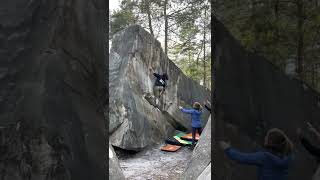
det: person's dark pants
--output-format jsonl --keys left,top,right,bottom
{"left": 192, "top": 127, "right": 202, "bottom": 146}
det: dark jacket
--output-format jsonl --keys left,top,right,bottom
{"left": 153, "top": 73, "right": 168, "bottom": 88}
{"left": 224, "top": 147, "right": 293, "bottom": 180}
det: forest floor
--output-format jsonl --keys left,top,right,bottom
{"left": 117, "top": 143, "right": 192, "bottom": 180}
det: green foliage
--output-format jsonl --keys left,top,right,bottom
{"left": 216, "top": 0, "right": 320, "bottom": 91}
{"left": 110, "top": 0, "right": 138, "bottom": 38}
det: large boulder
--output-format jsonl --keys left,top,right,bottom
{"left": 109, "top": 25, "right": 210, "bottom": 151}
{"left": 109, "top": 144, "right": 125, "bottom": 180}
{"left": 213, "top": 16, "right": 320, "bottom": 180}
{"left": 0, "top": 1, "right": 107, "bottom": 180}
{"left": 181, "top": 115, "right": 211, "bottom": 180}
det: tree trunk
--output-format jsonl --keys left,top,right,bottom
{"left": 196, "top": 46, "right": 203, "bottom": 68}
{"left": 274, "top": 0, "right": 279, "bottom": 38}
{"left": 164, "top": 0, "right": 168, "bottom": 56}
{"left": 296, "top": 0, "right": 304, "bottom": 77}
{"left": 312, "top": 65, "right": 315, "bottom": 86}
{"left": 250, "top": 0, "right": 258, "bottom": 52}
{"left": 146, "top": 1, "right": 154, "bottom": 36}
{"left": 203, "top": 7, "right": 206, "bottom": 87}
{"left": 274, "top": 0, "right": 279, "bottom": 47}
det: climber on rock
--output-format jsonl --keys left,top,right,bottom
{"left": 179, "top": 102, "right": 203, "bottom": 148}
{"left": 219, "top": 128, "right": 294, "bottom": 180}
{"left": 153, "top": 72, "right": 169, "bottom": 108}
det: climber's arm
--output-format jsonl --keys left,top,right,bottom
{"left": 179, "top": 107, "right": 193, "bottom": 114}
{"left": 224, "top": 147, "right": 265, "bottom": 166}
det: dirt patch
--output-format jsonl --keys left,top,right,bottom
{"left": 118, "top": 143, "right": 193, "bottom": 180}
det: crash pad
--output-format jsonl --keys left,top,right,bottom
{"left": 181, "top": 133, "right": 200, "bottom": 141}
{"left": 165, "top": 138, "right": 186, "bottom": 146}
{"left": 160, "top": 144, "right": 181, "bottom": 152}
{"left": 165, "top": 132, "right": 190, "bottom": 146}
{"left": 174, "top": 136, "right": 192, "bottom": 145}
{"left": 175, "top": 132, "right": 186, "bottom": 137}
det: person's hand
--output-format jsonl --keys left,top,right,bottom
{"left": 179, "top": 106, "right": 183, "bottom": 110}
{"left": 218, "top": 141, "right": 231, "bottom": 150}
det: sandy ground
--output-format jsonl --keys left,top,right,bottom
{"left": 118, "top": 143, "right": 193, "bottom": 180}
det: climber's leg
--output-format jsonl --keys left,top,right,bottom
{"left": 144, "top": 93, "right": 157, "bottom": 107}
{"left": 155, "top": 86, "right": 164, "bottom": 109}
{"left": 153, "top": 86, "right": 160, "bottom": 98}
{"left": 192, "top": 127, "right": 196, "bottom": 146}
{"left": 197, "top": 127, "right": 202, "bottom": 136}
{"left": 153, "top": 86, "right": 161, "bottom": 106}
{"left": 158, "top": 87, "right": 164, "bottom": 98}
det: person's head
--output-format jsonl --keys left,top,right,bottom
{"left": 193, "top": 102, "right": 202, "bottom": 111}
{"left": 163, "top": 73, "right": 168, "bottom": 80}
{"left": 264, "top": 128, "right": 293, "bottom": 156}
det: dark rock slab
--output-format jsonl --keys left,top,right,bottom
{"left": 0, "top": 1, "right": 107, "bottom": 179}
{"left": 213, "top": 16, "right": 320, "bottom": 180}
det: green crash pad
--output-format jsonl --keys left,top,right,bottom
{"left": 173, "top": 135, "right": 192, "bottom": 145}
{"left": 175, "top": 132, "right": 186, "bottom": 138}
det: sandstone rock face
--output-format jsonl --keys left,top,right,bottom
{"left": 213, "top": 16, "right": 320, "bottom": 180}
{"left": 109, "top": 25, "right": 210, "bottom": 151}
{"left": 109, "top": 144, "right": 125, "bottom": 180}
{"left": 181, "top": 116, "right": 211, "bottom": 180}
{"left": 0, "top": 1, "right": 107, "bottom": 180}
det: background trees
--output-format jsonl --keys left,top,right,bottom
{"left": 215, "top": 0, "right": 320, "bottom": 91}
{"left": 110, "top": 0, "right": 211, "bottom": 90}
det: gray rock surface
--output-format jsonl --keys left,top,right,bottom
{"left": 109, "top": 144, "right": 126, "bottom": 180}
{"left": 0, "top": 1, "right": 107, "bottom": 180}
{"left": 213, "top": 16, "right": 320, "bottom": 180}
{"left": 181, "top": 116, "right": 211, "bottom": 180}
{"left": 109, "top": 25, "right": 210, "bottom": 151}
{"left": 196, "top": 163, "right": 211, "bottom": 180}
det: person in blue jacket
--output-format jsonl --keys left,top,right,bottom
{"left": 179, "top": 102, "right": 203, "bottom": 147}
{"left": 219, "top": 128, "right": 294, "bottom": 180}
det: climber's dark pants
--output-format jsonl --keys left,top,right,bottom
{"left": 153, "top": 86, "right": 165, "bottom": 110}
{"left": 153, "top": 86, "right": 164, "bottom": 98}
{"left": 192, "top": 127, "right": 202, "bottom": 146}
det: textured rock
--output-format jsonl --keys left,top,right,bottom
{"left": 181, "top": 116, "right": 211, "bottom": 180}
{"left": 0, "top": 1, "right": 107, "bottom": 180}
{"left": 196, "top": 163, "right": 211, "bottom": 180}
{"left": 109, "top": 25, "right": 210, "bottom": 151}
{"left": 213, "top": 16, "right": 320, "bottom": 180}
{"left": 109, "top": 144, "right": 125, "bottom": 180}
